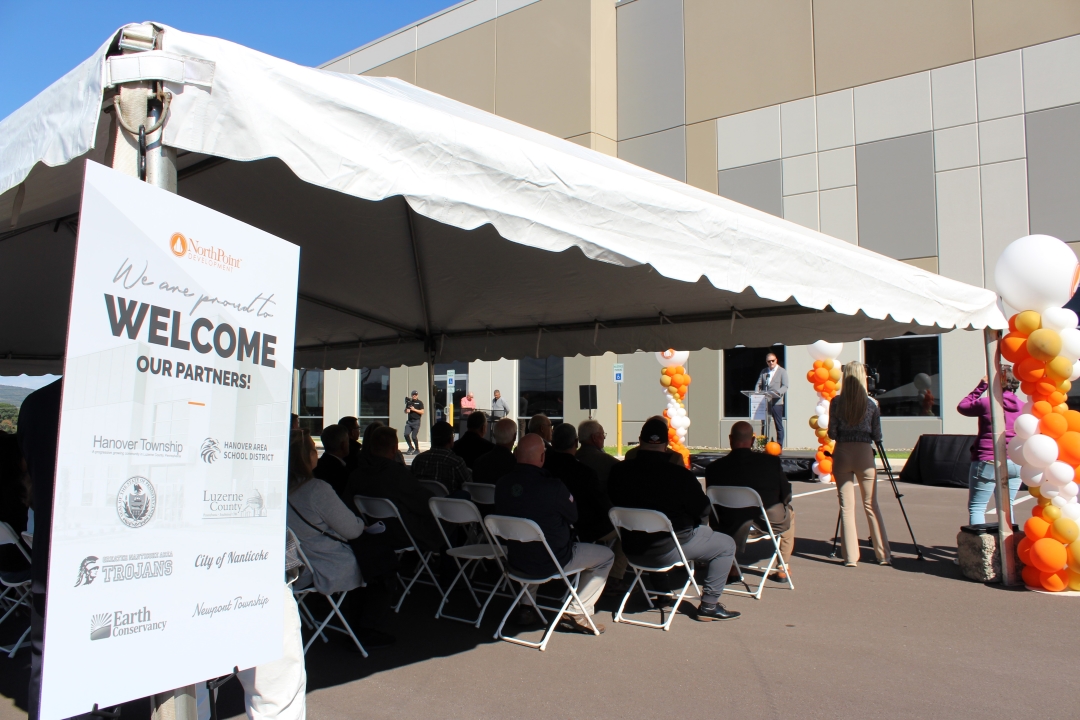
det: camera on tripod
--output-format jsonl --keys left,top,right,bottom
{"left": 865, "top": 365, "right": 881, "bottom": 396}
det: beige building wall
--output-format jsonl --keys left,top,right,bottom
{"left": 362, "top": 52, "right": 415, "bottom": 83}
{"left": 562, "top": 353, "right": 618, "bottom": 442}
{"left": 416, "top": 21, "right": 496, "bottom": 112}
{"left": 321, "top": 369, "right": 359, "bottom": 428}
{"left": 686, "top": 349, "right": 720, "bottom": 449}
{"left": 972, "top": 0, "right": 1080, "bottom": 57}
{"left": 389, "top": 364, "right": 430, "bottom": 446}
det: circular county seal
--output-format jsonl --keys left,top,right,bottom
{"left": 116, "top": 476, "right": 157, "bottom": 529}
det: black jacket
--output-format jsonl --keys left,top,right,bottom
{"left": 543, "top": 451, "right": 612, "bottom": 542}
{"left": 17, "top": 378, "right": 62, "bottom": 595}
{"left": 608, "top": 450, "right": 710, "bottom": 556}
{"left": 704, "top": 448, "right": 792, "bottom": 535}
{"left": 453, "top": 431, "right": 496, "bottom": 469}
{"left": 345, "top": 455, "right": 441, "bottom": 552}
{"left": 473, "top": 445, "right": 516, "bottom": 485}
{"left": 494, "top": 464, "right": 576, "bottom": 578}
{"left": 314, "top": 452, "right": 350, "bottom": 497}
{"left": 345, "top": 440, "right": 363, "bottom": 473}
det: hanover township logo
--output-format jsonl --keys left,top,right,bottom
{"left": 74, "top": 556, "right": 99, "bottom": 587}
{"left": 116, "top": 476, "right": 157, "bottom": 529}
{"left": 169, "top": 232, "right": 188, "bottom": 257}
{"left": 90, "top": 613, "right": 112, "bottom": 640}
{"left": 200, "top": 437, "right": 220, "bottom": 464}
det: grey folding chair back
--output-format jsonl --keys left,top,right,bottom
{"left": 463, "top": 482, "right": 496, "bottom": 506}
{"left": 483, "top": 514, "right": 601, "bottom": 651}
{"left": 428, "top": 497, "right": 508, "bottom": 627}
{"left": 706, "top": 485, "right": 794, "bottom": 598}
{"left": 354, "top": 495, "right": 443, "bottom": 612}
{"left": 607, "top": 508, "right": 701, "bottom": 631}
{"left": 419, "top": 480, "right": 449, "bottom": 498}
{"left": 0, "top": 522, "right": 31, "bottom": 657}
{"left": 285, "top": 527, "right": 368, "bottom": 657}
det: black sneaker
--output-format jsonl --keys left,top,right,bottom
{"left": 695, "top": 602, "right": 741, "bottom": 622}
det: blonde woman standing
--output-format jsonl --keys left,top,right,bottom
{"left": 828, "top": 362, "right": 892, "bottom": 567}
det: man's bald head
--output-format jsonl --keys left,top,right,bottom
{"left": 514, "top": 433, "right": 546, "bottom": 468}
{"left": 729, "top": 421, "right": 755, "bottom": 449}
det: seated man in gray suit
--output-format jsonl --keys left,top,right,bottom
{"left": 756, "top": 352, "right": 789, "bottom": 447}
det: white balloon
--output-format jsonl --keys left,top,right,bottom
{"left": 1042, "top": 486, "right": 1060, "bottom": 499}
{"left": 1053, "top": 495, "right": 1069, "bottom": 508}
{"left": 1060, "top": 481, "right": 1079, "bottom": 498}
{"left": 655, "top": 349, "right": 690, "bottom": 368}
{"left": 1007, "top": 435, "right": 1025, "bottom": 462}
{"left": 1059, "top": 327, "right": 1080, "bottom": 362}
{"left": 817, "top": 414, "right": 829, "bottom": 429}
{"left": 676, "top": 407, "right": 687, "bottom": 417}
{"left": 1071, "top": 360, "right": 1080, "bottom": 383}
{"left": 1041, "top": 307, "right": 1079, "bottom": 332}
{"left": 675, "top": 428, "right": 687, "bottom": 438}
{"left": 807, "top": 340, "right": 843, "bottom": 361}
{"left": 1063, "top": 503, "right": 1080, "bottom": 520}
{"left": 1013, "top": 414, "right": 1040, "bottom": 440}
{"left": 1023, "top": 434, "right": 1059, "bottom": 468}
{"left": 994, "top": 234, "right": 1080, "bottom": 311}
{"left": 1019, "top": 464, "right": 1045, "bottom": 487}
{"left": 913, "top": 373, "right": 932, "bottom": 392}
{"left": 812, "top": 461, "right": 821, "bottom": 475}
{"left": 1045, "top": 461, "right": 1075, "bottom": 487}
{"left": 816, "top": 402, "right": 830, "bottom": 415}
{"left": 818, "top": 473, "right": 831, "bottom": 483}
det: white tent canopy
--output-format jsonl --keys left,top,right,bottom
{"left": 0, "top": 24, "right": 1006, "bottom": 376}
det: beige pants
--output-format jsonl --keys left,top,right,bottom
{"left": 832, "top": 442, "right": 891, "bottom": 564}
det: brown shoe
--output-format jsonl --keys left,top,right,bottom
{"left": 558, "top": 615, "right": 605, "bottom": 635}
{"left": 770, "top": 570, "right": 789, "bottom": 582}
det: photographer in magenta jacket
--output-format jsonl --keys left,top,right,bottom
{"left": 956, "top": 366, "right": 1022, "bottom": 525}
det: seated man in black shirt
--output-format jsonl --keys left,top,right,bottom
{"left": 608, "top": 418, "right": 740, "bottom": 622}
{"left": 314, "top": 424, "right": 351, "bottom": 496}
{"left": 337, "top": 416, "right": 363, "bottom": 472}
{"left": 473, "top": 418, "right": 518, "bottom": 485}
{"left": 453, "top": 411, "right": 496, "bottom": 468}
{"left": 494, "top": 434, "right": 613, "bottom": 634}
{"left": 705, "top": 421, "right": 795, "bottom": 581}
{"left": 543, "top": 423, "right": 613, "bottom": 543}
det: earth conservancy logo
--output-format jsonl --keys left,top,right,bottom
{"left": 90, "top": 607, "right": 167, "bottom": 641}
{"left": 200, "top": 438, "right": 275, "bottom": 463}
{"left": 116, "top": 477, "right": 157, "bottom": 529}
{"left": 169, "top": 232, "right": 242, "bottom": 272}
{"left": 75, "top": 551, "right": 174, "bottom": 587}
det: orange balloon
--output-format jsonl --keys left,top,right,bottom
{"left": 824, "top": 380, "right": 837, "bottom": 392}
{"left": 1022, "top": 564, "right": 1044, "bottom": 588}
{"left": 806, "top": 370, "right": 817, "bottom": 382}
{"left": 683, "top": 374, "right": 692, "bottom": 386}
{"left": 1018, "top": 537, "right": 1034, "bottom": 565}
{"left": 1014, "top": 357, "right": 1047, "bottom": 383}
{"left": 1040, "top": 413, "right": 1069, "bottom": 439}
{"left": 1030, "top": 537, "right": 1068, "bottom": 572}
{"left": 1035, "top": 380, "right": 1058, "bottom": 396}
{"left": 678, "top": 387, "right": 687, "bottom": 397}
{"left": 813, "top": 360, "right": 824, "bottom": 369}
{"left": 673, "top": 365, "right": 685, "bottom": 375}
{"left": 765, "top": 441, "right": 781, "bottom": 456}
{"left": 1025, "top": 516, "right": 1052, "bottom": 541}
{"left": 1008, "top": 313, "right": 1019, "bottom": 333}
{"left": 814, "top": 383, "right": 825, "bottom": 393}
{"left": 1041, "top": 569, "right": 1070, "bottom": 592}
{"left": 815, "top": 451, "right": 826, "bottom": 463}
{"left": 1032, "top": 400, "right": 1053, "bottom": 419}
{"left": 814, "top": 367, "right": 830, "bottom": 382}
{"left": 1059, "top": 432, "right": 1080, "bottom": 466}
{"left": 1000, "top": 333, "right": 1029, "bottom": 363}
{"left": 1020, "top": 380, "right": 1037, "bottom": 396}
{"left": 819, "top": 458, "right": 833, "bottom": 474}
{"left": 1048, "top": 391, "right": 1067, "bottom": 406}
{"left": 1032, "top": 504, "right": 1046, "bottom": 520}
{"left": 1054, "top": 403, "right": 1069, "bottom": 414}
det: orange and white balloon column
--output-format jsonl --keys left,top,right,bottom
{"left": 995, "top": 234, "right": 1080, "bottom": 592}
{"left": 657, "top": 350, "right": 691, "bottom": 468}
{"left": 806, "top": 341, "right": 843, "bottom": 483}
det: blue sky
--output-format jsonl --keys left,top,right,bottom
{"left": 0, "top": 0, "right": 455, "bottom": 121}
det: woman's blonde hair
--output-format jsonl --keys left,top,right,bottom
{"left": 837, "top": 361, "right": 869, "bottom": 428}
{"left": 289, "top": 428, "right": 315, "bottom": 490}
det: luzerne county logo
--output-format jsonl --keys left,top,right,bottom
{"left": 116, "top": 476, "right": 156, "bottom": 529}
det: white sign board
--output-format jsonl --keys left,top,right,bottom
{"left": 613, "top": 363, "right": 624, "bottom": 383}
{"left": 748, "top": 393, "right": 769, "bottom": 420}
{"left": 41, "top": 162, "right": 299, "bottom": 719}
{"left": 446, "top": 369, "right": 455, "bottom": 389}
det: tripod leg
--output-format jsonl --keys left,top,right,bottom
{"left": 876, "top": 440, "right": 924, "bottom": 560}
{"left": 828, "top": 508, "right": 842, "bottom": 558}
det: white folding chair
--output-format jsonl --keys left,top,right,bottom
{"left": 463, "top": 482, "right": 496, "bottom": 506}
{"left": 419, "top": 479, "right": 449, "bottom": 498}
{"left": 484, "top": 515, "right": 600, "bottom": 651}
{"left": 285, "top": 528, "right": 368, "bottom": 657}
{"left": 607, "top": 508, "right": 701, "bottom": 631}
{"left": 0, "top": 522, "right": 33, "bottom": 657}
{"left": 354, "top": 495, "right": 443, "bottom": 612}
{"left": 707, "top": 486, "right": 794, "bottom": 599}
{"left": 429, "top": 497, "right": 508, "bottom": 627}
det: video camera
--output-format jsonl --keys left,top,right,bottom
{"left": 865, "top": 366, "right": 881, "bottom": 396}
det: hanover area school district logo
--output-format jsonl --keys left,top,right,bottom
{"left": 170, "top": 232, "right": 188, "bottom": 257}
{"left": 201, "top": 437, "right": 220, "bottom": 464}
{"left": 75, "top": 556, "right": 99, "bottom": 587}
{"left": 116, "top": 476, "right": 156, "bottom": 528}
{"left": 90, "top": 613, "right": 112, "bottom": 640}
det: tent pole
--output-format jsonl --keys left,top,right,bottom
{"left": 984, "top": 328, "right": 1019, "bottom": 586}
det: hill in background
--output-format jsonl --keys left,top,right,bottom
{"left": 0, "top": 385, "right": 34, "bottom": 407}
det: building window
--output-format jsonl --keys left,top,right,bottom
{"left": 519, "top": 356, "right": 564, "bottom": 423}
{"left": 723, "top": 346, "right": 785, "bottom": 417}
{"left": 433, "top": 361, "right": 470, "bottom": 422}
{"left": 358, "top": 367, "right": 390, "bottom": 434}
{"left": 863, "top": 336, "right": 941, "bottom": 417}
{"left": 297, "top": 368, "right": 324, "bottom": 435}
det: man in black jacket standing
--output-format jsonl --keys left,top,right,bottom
{"left": 608, "top": 417, "right": 740, "bottom": 622}
{"left": 705, "top": 421, "right": 794, "bottom": 581}
{"left": 494, "top": 434, "right": 613, "bottom": 634}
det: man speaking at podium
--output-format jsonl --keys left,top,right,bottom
{"left": 756, "top": 353, "right": 789, "bottom": 447}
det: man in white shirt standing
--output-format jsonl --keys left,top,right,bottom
{"left": 756, "top": 353, "right": 789, "bottom": 447}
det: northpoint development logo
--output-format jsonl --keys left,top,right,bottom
{"left": 169, "top": 231, "right": 242, "bottom": 272}
{"left": 116, "top": 477, "right": 156, "bottom": 529}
